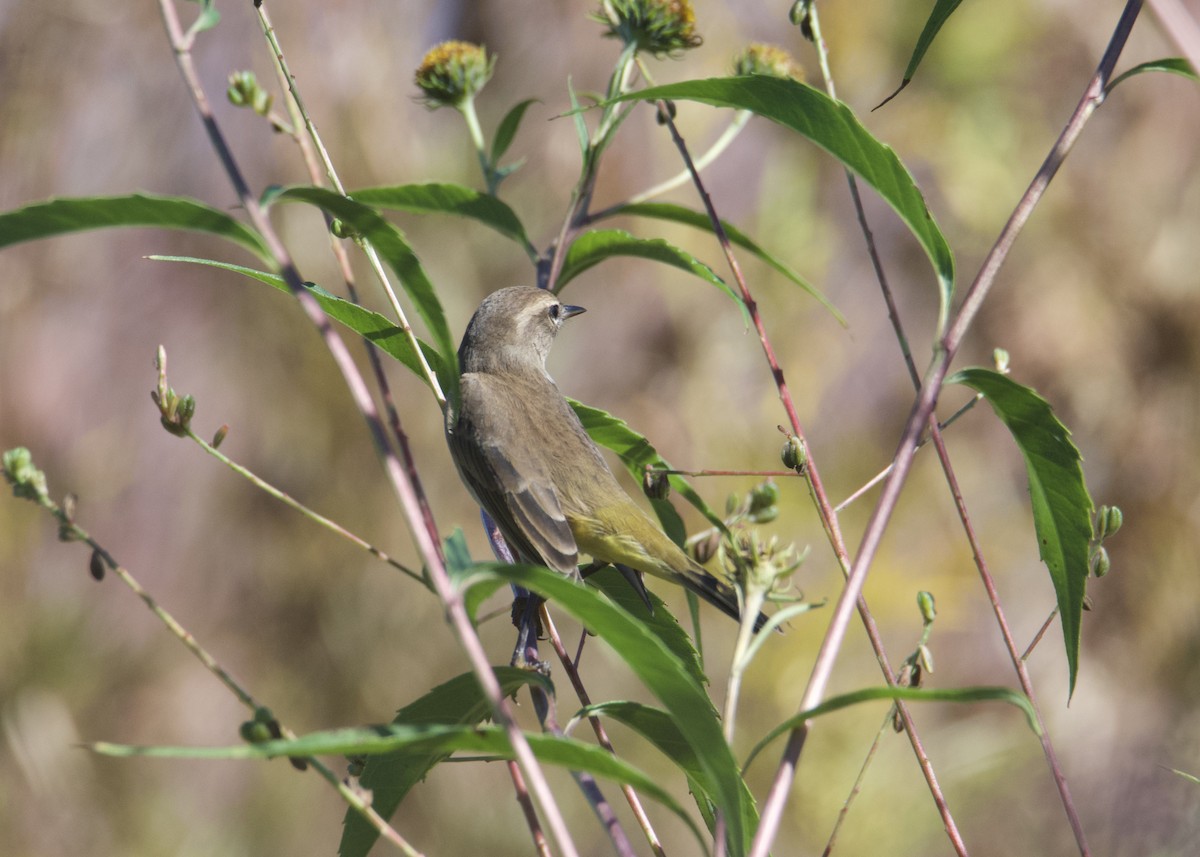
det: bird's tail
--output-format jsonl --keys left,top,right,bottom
{"left": 673, "top": 558, "right": 770, "bottom": 633}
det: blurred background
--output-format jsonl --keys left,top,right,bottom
{"left": 2, "top": 1, "right": 1198, "bottom": 855}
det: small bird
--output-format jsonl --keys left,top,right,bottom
{"left": 445, "top": 286, "right": 765, "bottom": 664}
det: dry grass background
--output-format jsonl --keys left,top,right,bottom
{"left": 2, "top": 1, "right": 1199, "bottom": 855}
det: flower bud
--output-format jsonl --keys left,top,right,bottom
{"left": 414, "top": 41, "right": 494, "bottom": 109}
{"left": 212, "top": 424, "right": 229, "bottom": 449}
{"left": 642, "top": 468, "right": 671, "bottom": 500}
{"left": 2, "top": 447, "right": 49, "bottom": 503}
{"left": 750, "top": 505, "right": 779, "bottom": 524}
{"left": 330, "top": 218, "right": 359, "bottom": 240}
{"left": 240, "top": 719, "right": 274, "bottom": 745}
{"left": 917, "top": 590, "right": 937, "bottom": 624}
{"left": 177, "top": 395, "right": 196, "bottom": 429}
{"left": 595, "top": 0, "right": 702, "bottom": 57}
{"left": 227, "top": 71, "right": 273, "bottom": 117}
{"left": 689, "top": 531, "right": 719, "bottom": 565}
{"left": 781, "top": 435, "right": 806, "bottom": 471}
{"left": 993, "top": 347, "right": 1011, "bottom": 374}
{"left": 1091, "top": 546, "right": 1111, "bottom": 578}
{"left": 1104, "top": 505, "right": 1123, "bottom": 539}
{"left": 733, "top": 43, "right": 805, "bottom": 81}
{"left": 789, "top": 0, "right": 815, "bottom": 40}
{"left": 749, "top": 479, "right": 780, "bottom": 513}
{"left": 917, "top": 644, "right": 935, "bottom": 675}
{"left": 89, "top": 548, "right": 106, "bottom": 582}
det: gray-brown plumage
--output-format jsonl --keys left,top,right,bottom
{"left": 445, "top": 286, "right": 765, "bottom": 647}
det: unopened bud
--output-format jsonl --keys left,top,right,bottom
{"left": 414, "top": 41, "right": 494, "bottom": 109}
{"left": 994, "top": 347, "right": 1011, "bottom": 374}
{"left": 642, "top": 468, "right": 670, "bottom": 500}
{"left": 89, "top": 548, "right": 106, "bottom": 581}
{"left": 690, "top": 531, "right": 720, "bottom": 565}
{"left": 917, "top": 590, "right": 937, "bottom": 624}
{"left": 917, "top": 644, "right": 935, "bottom": 675}
{"left": 781, "top": 435, "right": 806, "bottom": 471}
{"left": 177, "top": 395, "right": 196, "bottom": 429}
{"left": 1103, "top": 505, "right": 1123, "bottom": 539}
{"left": 1091, "top": 546, "right": 1111, "bottom": 578}
{"left": 732, "top": 43, "right": 805, "bottom": 81}
{"left": 749, "top": 479, "right": 780, "bottom": 513}
{"left": 212, "top": 424, "right": 229, "bottom": 449}
{"left": 595, "top": 0, "right": 703, "bottom": 57}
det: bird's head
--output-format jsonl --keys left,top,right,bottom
{"left": 458, "top": 286, "right": 586, "bottom": 375}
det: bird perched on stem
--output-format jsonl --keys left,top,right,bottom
{"left": 445, "top": 286, "right": 767, "bottom": 667}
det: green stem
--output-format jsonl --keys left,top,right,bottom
{"left": 185, "top": 428, "right": 425, "bottom": 585}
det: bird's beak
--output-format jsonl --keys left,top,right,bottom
{"left": 561, "top": 304, "right": 586, "bottom": 320}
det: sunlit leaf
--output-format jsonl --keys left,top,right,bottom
{"left": 468, "top": 562, "right": 756, "bottom": 855}
{"left": 491, "top": 98, "right": 539, "bottom": 162}
{"left": 1108, "top": 57, "right": 1198, "bottom": 92}
{"left": 600, "top": 201, "right": 845, "bottom": 325}
{"left": 351, "top": 182, "right": 535, "bottom": 259}
{"left": 612, "top": 76, "right": 955, "bottom": 333}
{"left": 0, "top": 194, "right": 271, "bottom": 263}
{"left": 877, "top": 0, "right": 964, "bottom": 106}
{"left": 950, "top": 368, "right": 1094, "bottom": 697}
{"left": 339, "top": 667, "right": 552, "bottom": 857}
{"left": 271, "top": 187, "right": 458, "bottom": 401}
{"left": 147, "top": 255, "right": 446, "bottom": 393}
{"left": 744, "top": 684, "right": 1039, "bottom": 772}
{"left": 556, "top": 228, "right": 746, "bottom": 320}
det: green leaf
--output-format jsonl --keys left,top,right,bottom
{"left": 600, "top": 201, "right": 845, "bottom": 326}
{"left": 612, "top": 77, "right": 955, "bottom": 333}
{"left": 271, "top": 187, "right": 458, "bottom": 402}
{"left": 1108, "top": 57, "right": 1198, "bottom": 92}
{"left": 579, "top": 699, "right": 756, "bottom": 832}
{"left": 1167, "top": 767, "right": 1200, "bottom": 786}
{"left": 184, "top": 0, "right": 221, "bottom": 35}
{"left": 950, "top": 368, "right": 1094, "bottom": 697}
{"left": 743, "top": 684, "right": 1040, "bottom": 772}
{"left": 586, "top": 566, "right": 708, "bottom": 689}
{"left": 878, "top": 0, "right": 964, "bottom": 106}
{"left": 0, "top": 194, "right": 271, "bottom": 263}
{"left": 339, "top": 668, "right": 550, "bottom": 857}
{"left": 491, "top": 98, "right": 539, "bottom": 162}
{"left": 96, "top": 717, "right": 704, "bottom": 851}
{"left": 350, "top": 182, "right": 535, "bottom": 259}
{"left": 567, "top": 77, "right": 590, "bottom": 157}
{"left": 568, "top": 398, "right": 725, "bottom": 538}
{"left": 467, "top": 562, "right": 755, "bottom": 856}
{"left": 147, "top": 256, "right": 447, "bottom": 392}
{"left": 557, "top": 228, "right": 746, "bottom": 321}
{"left": 441, "top": 527, "right": 511, "bottom": 620}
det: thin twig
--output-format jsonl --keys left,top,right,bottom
{"left": 254, "top": 2, "right": 444, "bottom": 406}
{"left": 16, "top": 484, "right": 422, "bottom": 856}
{"left": 653, "top": 97, "right": 961, "bottom": 855}
{"left": 157, "top": 4, "right": 579, "bottom": 855}
{"left": 542, "top": 607, "right": 668, "bottom": 857}
{"left": 751, "top": 4, "right": 1142, "bottom": 854}
{"left": 532, "top": 618, "right": 638, "bottom": 857}
{"left": 183, "top": 427, "right": 424, "bottom": 583}
{"left": 1021, "top": 607, "right": 1060, "bottom": 662}
{"left": 810, "top": 0, "right": 1087, "bottom": 845}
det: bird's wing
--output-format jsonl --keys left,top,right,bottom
{"left": 448, "top": 375, "right": 580, "bottom": 576}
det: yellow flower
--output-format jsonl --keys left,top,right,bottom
{"left": 414, "top": 41, "right": 494, "bottom": 109}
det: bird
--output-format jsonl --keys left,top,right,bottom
{"left": 444, "top": 285, "right": 766, "bottom": 665}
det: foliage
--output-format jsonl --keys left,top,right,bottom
{"left": 2, "top": 1, "right": 1189, "bottom": 855}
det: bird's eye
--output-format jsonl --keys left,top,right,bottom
{"left": 547, "top": 304, "right": 561, "bottom": 321}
